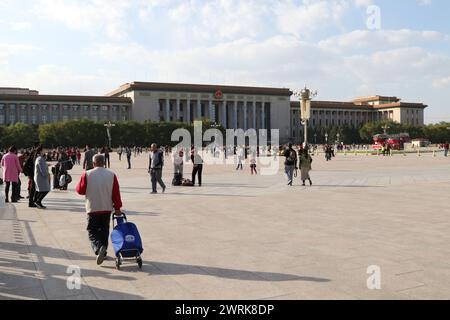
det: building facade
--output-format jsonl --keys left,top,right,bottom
{"left": 0, "top": 88, "right": 132, "bottom": 126}
{"left": 107, "top": 82, "right": 293, "bottom": 141}
{"left": 290, "top": 96, "right": 427, "bottom": 141}
{"left": 0, "top": 84, "right": 427, "bottom": 144}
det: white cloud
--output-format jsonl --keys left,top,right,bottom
{"left": 274, "top": 0, "right": 351, "bottom": 39}
{"left": 319, "top": 29, "right": 448, "bottom": 52}
{"left": 433, "top": 76, "right": 450, "bottom": 88}
{"left": 32, "top": 0, "right": 135, "bottom": 40}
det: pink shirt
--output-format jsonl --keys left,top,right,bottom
{"left": 1, "top": 152, "right": 22, "bottom": 183}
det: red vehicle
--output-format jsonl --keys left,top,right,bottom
{"left": 373, "top": 133, "right": 411, "bottom": 150}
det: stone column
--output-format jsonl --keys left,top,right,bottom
{"left": 176, "top": 99, "right": 181, "bottom": 122}
{"left": 233, "top": 101, "right": 238, "bottom": 129}
{"left": 186, "top": 99, "right": 191, "bottom": 123}
{"left": 197, "top": 100, "right": 202, "bottom": 119}
{"left": 209, "top": 100, "right": 214, "bottom": 122}
{"left": 261, "top": 102, "right": 266, "bottom": 129}
{"left": 222, "top": 101, "right": 227, "bottom": 127}
{"left": 166, "top": 99, "right": 170, "bottom": 122}
{"left": 243, "top": 101, "right": 248, "bottom": 131}
{"left": 252, "top": 101, "right": 257, "bottom": 129}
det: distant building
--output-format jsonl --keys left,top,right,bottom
{"left": 290, "top": 96, "right": 427, "bottom": 141}
{"left": 0, "top": 87, "right": 132, "bottom": 125}
{"left": 0, "top": 83, "right": 427, "bottom": 143}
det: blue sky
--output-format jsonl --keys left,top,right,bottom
{"left": 1, "top": 0, "right": 449, "bottom": 123}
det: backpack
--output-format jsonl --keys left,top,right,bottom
{"left": 22, "top": 153, "right": 35, "bottom": 177}
{"left": 286, "top": 149, "right": 297, "bottom": 163}
{"left": 182, "top": 179, "right": 194, "bottom": 187}
{"left": 66, "top": 159, "right": 74, "bottom": 171}
{"left": 172, "top": 173, "right": 183, "bottom": 186}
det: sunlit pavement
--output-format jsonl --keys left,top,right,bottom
{"left": 1, "top": 152, "right": 450, "bottom": 300}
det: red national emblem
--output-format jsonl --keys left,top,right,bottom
{"left": 214, "top": 90, "right": 223, "bottom": 100}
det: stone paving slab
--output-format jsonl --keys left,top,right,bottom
{"left": 1, "top": 153, "right": 450, "bottom": 300}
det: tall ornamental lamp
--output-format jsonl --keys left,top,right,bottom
{"left": 294, "top": 86, "right": 317, "bottom": 147}
{"left": 104, "top": 121, "right": 116, "bottom": 149}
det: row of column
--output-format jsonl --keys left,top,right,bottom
{"left": 162, "top": 99, "right": 268, "bottom": 130}
{"left": 0, "top": 104, "right": 129, "bottom": 125}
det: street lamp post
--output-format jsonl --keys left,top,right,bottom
{"left": 104, "top": 121, "right": 116, "bottom": 149}
{"left": 294, "top": 86, "right": 317, "bottom": 147}
{"left": 314, "top": 133, "right": 317, "bottom": 145}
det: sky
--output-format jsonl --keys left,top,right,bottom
{"left": 0, "top": 0, "right": 449, "bottom": 123}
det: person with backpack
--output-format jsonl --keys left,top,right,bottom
{"left": 284, "top": 143, "right": 297, "bottom": 186}
{"left": 149, "top": 144, "right": 166, "bottom": 194}
{"left": 299, "top": 147, "right": 313, "bottom": 186}
{"left": 23, "top": 142, "right": 40, "bottom": 207}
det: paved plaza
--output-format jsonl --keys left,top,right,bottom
{"left": 1, "top": 152, "right": 450, "bottom": 300}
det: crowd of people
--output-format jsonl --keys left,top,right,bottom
{"left": 2, "top": 138, "right": 450, "bottom": 265}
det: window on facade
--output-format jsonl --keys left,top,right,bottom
{"left": 42, "top": 115, "right": 47, "bottom": 123}
{"left": 53, "top": 115, "right": 58, "bottom": 122}
{"left": 20, "top": 115, "right": 27, "bottom": 123}
{"left": 0, "top": 114, "right": 4, "bottom": 124}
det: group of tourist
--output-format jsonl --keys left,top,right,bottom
{"left": 283, "top": 144, "right": 313, "bottom": 186}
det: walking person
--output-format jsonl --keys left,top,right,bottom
{"left": 250, "top": 156, "right": 257, "bottom": 175}
{"left": 284, "top": 143, "right": 297, "bottom": 186}
{"left": 299, "top": 147, "right": 313, "bottom": 186}
{"left": 83, "top": 145, "right": 95, "bottom": 171}
{"left": 117, "top": 146, "right": 123, "bottom": 161}
{"left": 34, "top": 147, "right": 51, "bottom": 209}
{"left": 444, "top": 142, "right": 449, "bottom": 157}
{"left": 236, "top": 146, "right": 244, "bottom": 170}
{"left": 1, "top": 146, "right": 22, "bottom": 203}
{"left": 149, "top": 144, "right": 166, "bottom": 194}
{"left": 191, "top": 148, "right": 204, "bottom": 187}
{"left": 126, "top": 146, "right": 132, "bottom": 169}
{"left": 76, "top": 154, "right": 123, "bottom": 265}
{"left": 102, "top": 146, "right": 111, "bottom": 169}
{"left": 22, "top": 142, "right": 40, "bottom": 207}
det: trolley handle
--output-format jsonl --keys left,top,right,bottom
{"left": 112, "top": 212, "right": 127, "bottom": 227}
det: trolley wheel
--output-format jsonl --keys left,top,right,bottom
{"left": 137, "top": 258, "right": 143, "bottom": 269}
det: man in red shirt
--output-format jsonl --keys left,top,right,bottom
{"left": 76, "top": 154, "right": 123, "bottom": 265}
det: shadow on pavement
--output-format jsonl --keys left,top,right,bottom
{"left": 139, "top": 261, "right": 331, "bottom": 283}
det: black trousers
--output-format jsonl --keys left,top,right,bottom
{"left": 192, "top": 164, "right": 203, "bottom": 186}
{"left": 105, "top": 155, "right": 110, "bottom": 168}
{"left": 28, "top": 178, "right": 37, "bottom": 205}
{"left": 5, "top": 181, "right": 19, "bottom": 201}
{"left": 35, "top": 191, "right": 49, "bottom": 205}
{"left": 127, "top": 156, "right": 131, "bottom": 169}
{"left": 87, "top": 213, "right": 111, "bottom": 255}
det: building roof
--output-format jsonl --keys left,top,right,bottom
{"left": 353, "top": 96, "right": 400, "bottom": 103}
{"left": 0, "top": 94, "right": 132, "bottom": 104}
{"left": 107, "top": 81, "right": 293, "bottom": 97}
{"left": 291, "top": 100, "right": 427, "bottom": 110}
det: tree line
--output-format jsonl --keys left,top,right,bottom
{"left": 0, "top": 120, "right": 223, "bottom": 149}
{"left": 0, "top": 120, "right": 449, "bottom": 149}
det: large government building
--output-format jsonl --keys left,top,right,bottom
{"left": 0, "top": 82, "right": 427, "bottom": 143}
